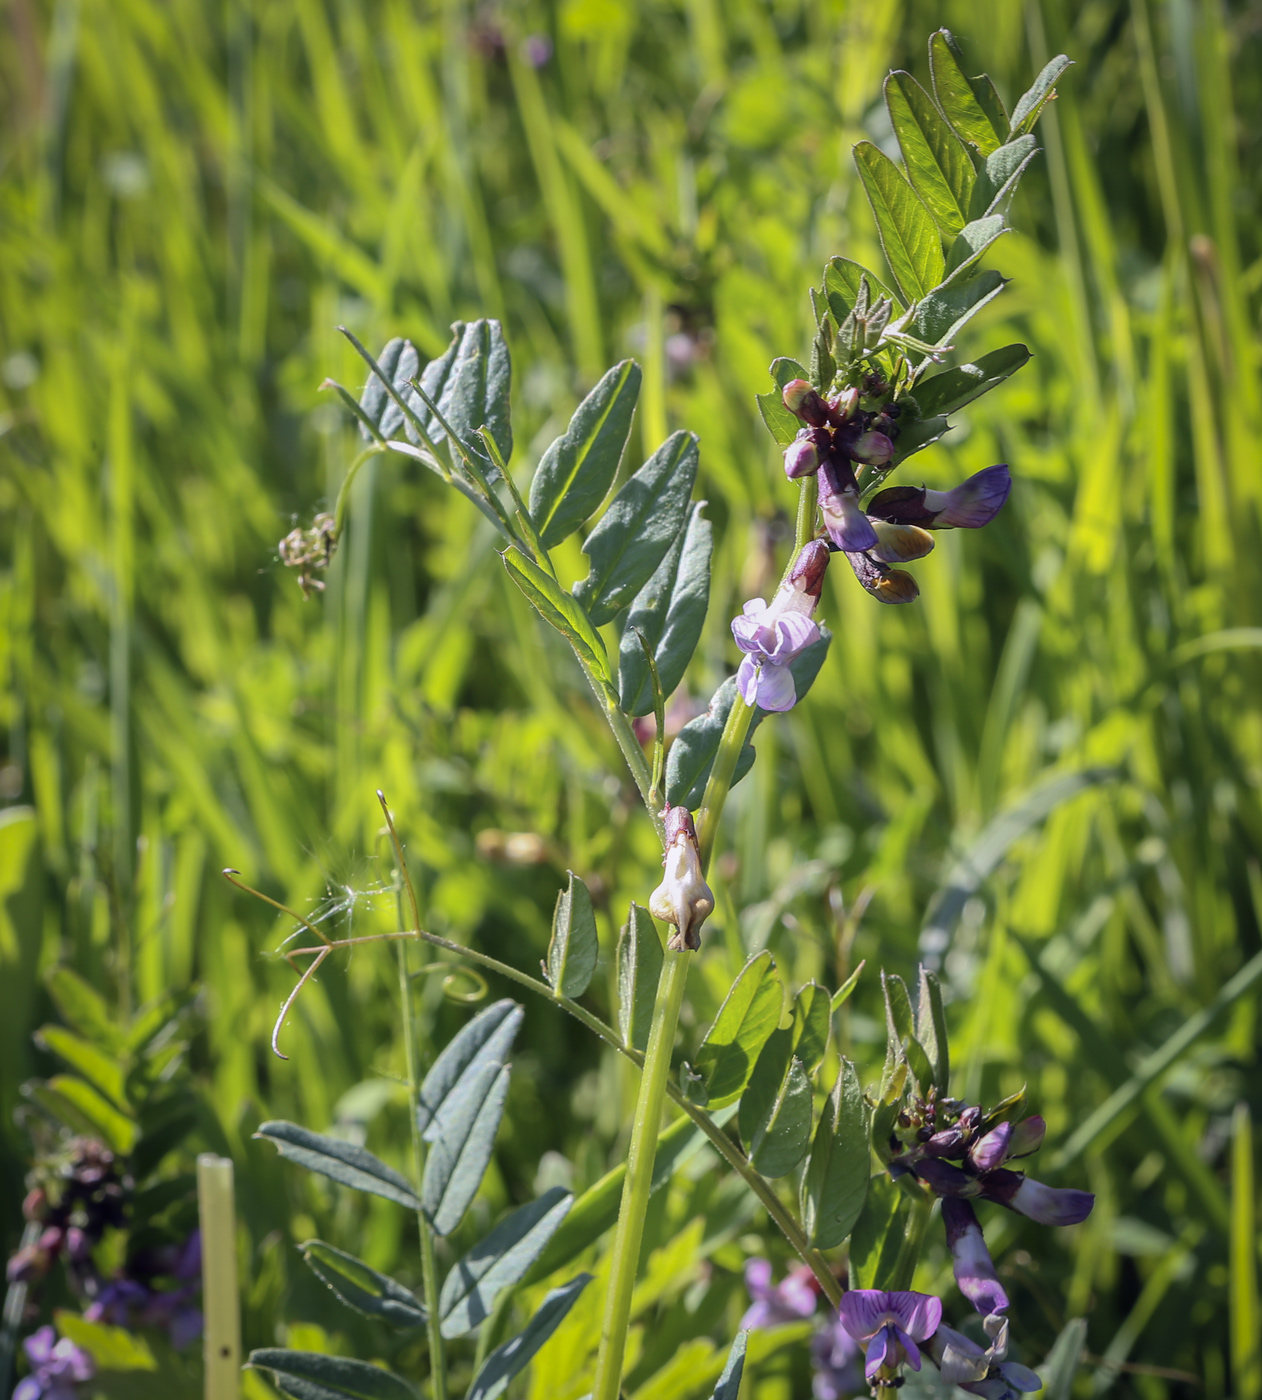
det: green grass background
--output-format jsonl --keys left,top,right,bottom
{"left": 1, "top": 0, "right": 1260, "bottom": 1396}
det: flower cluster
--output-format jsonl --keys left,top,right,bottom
{"left": 13, "top": 1327, "right": 93, "bottom": 1400}
{"left": 780, "top": 376, "right": 1011, "bottom": 605}
{"left": 83, "top": 1232, "right": 203, "bottom": 1350}
{"left": 7, "top": 1141, "right": 128, "bottom": 1290}
{"left": 279, "top": 511, "right": 337, "bottom": 597}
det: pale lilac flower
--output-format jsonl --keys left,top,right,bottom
{"left": 740, "top": 1259, "right": 818, "bottom": 1329}
{"left": 943, "top": 1199, "right": 1008, "bottom": 1318}
{"left": 818, "top": 458, "right": 877, "bottom": 553}
{"left": 731, "top": 540, "right": 828, "bottom": 712}
{"left": 929, "top": 1320, "right": 1041, "bottom": 1400}
{"left": 14, "top": 1326, "right": 93, "bottom": 1400}
{"left": 837, "top": 1289, "right": 942, "bottom": 1381}
{"left": 812, "top": 1315, "right": 865, "bottom": 1399}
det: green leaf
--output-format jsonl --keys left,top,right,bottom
{"left": 521, "top": 1111, "right": 719, "bottom": 1285}
{"left": 944, "top": 215, "right": 1007, "bottom": 279}
{"left": 800, "top": 1058, "right": 869, "bottom": 1250}
{"left": 546, "top": 872, "right": 599, "bottom": 998}
{"left": 502, "top": 546, "right": 611, "bottom": 685}
{"left": 929, "top": 30, "right": 1006, "bottom": 156}
{"left": 572, "top": 430, "right": 699, "bottom": 626}
{"left": 790, "top": 982, "right": 831, "bottom": 1074}
{"left": 439, "top": 1187, "right": 573, "bottom": 1337}
{"left": 916, "top": 967, "right": 950, "bottom": 1097}
{"left": 418, "top": 1000, "right": 523, "bottom": 1140}
{"left": 740, "top": 1032, "right": 813, "bottom": 1178}
{"left": 885, "top": 71, "right": 974, "bottom": 237}
{"left": 421, "top": 1057, "right": 511, "bottom": 1235}
{"left": 1010, "top": 54, "right": 1072, "bottom": 137}
{"left": 822, "top": 260, "right": 903, "bottom": 324}
{"left": 466, "top": 1273, "right": 592, "bottom": 1400}
{"left": 1038, "top": 1319, "right": 1088, "bottom": 1400}
{"left": 848, "top": 1173, "right": 906, "bottom": 1288}
{"left": 664, "top": 629, "right": 832, "bottom": 808}
{"left": 403, "top": 319, "right": 512, "bottom": 469}
{"left": 529, "top": 360, "right": 642, "bottom": 546}
{"left": 853, "top": 141, "right": 945, "bottom": 302}
{"left": 712, "top": 1332, "right": 748, "bottom": 1400}
{"left": 254, "top": 1121, "right": 420, "bottom": 1211}
{"left": 908, "top": 269, "right": 1006, "bottom": 352}
{"left": 249, "top": 1351, "right": 419, "bottom": 1400}
{"left": 908, "top": 344, "right": 1030, "bottom": 420}
{"left": 56, "top": 1312, "right": 157, "bottom": 1371}
{"left": 694, "top": 952, "right": 783, "bottom": 1109}
{"left": 969, "top": 136, "right": 1038, "bottom": 221}
{"left": 617, "top": 903, "right": 664, "bottom": 1054}
{"left": 618, "top": 502, "right": 712, "bottom": 716}
{"left": 830, "top": 962, "right": 866, "bottom": 1012}
{"left": 46, "top": 966, "right": 125, "bottom": 1053}
{"left": 361, "top": 338, "right": 417, "bottom": 441}
{"left": 300, "top": 1241, "right": 426, "bottom": 1328}
{"left": 756, "top": 357, "right": 809, "bottom": 443}
{"left": 889, "top": 414, "right": 951, "bottom": 466}
{"left": 36, "top": 1025, "right": 128, "bottom": 1109}
{"left": 32, "top": 1077, "right": 136, "bottom": 1154}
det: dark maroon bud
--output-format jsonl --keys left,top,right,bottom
{"left": 924, "top": 1127, "right": 968, "bottom": 1158}
{"left": 850, "top": 430, "right": 894, "bottom": 466}
{"left": 829, "top": 386, "right": 860, "bottom": 423}
{"left": 783, "top": 432, "right": 822, "bottom": 480}
{"left": 959, "top": 1106, "right": 983, "bottom": 1132}
{"left": 782, "top": 379, "right": 830, "bottom": 428}
{"left": 787, "top": 539, "right": 831, "bottom": 598}
{"left": 914, "top": 1158, "right": 982, "bottom": 1197}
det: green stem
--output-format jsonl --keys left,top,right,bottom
{"left": 398, "top": 940, "right": 448, "bottom": 1400}
{"left": 333, "top": 444, "right": 386, "bottom": 538}
{"left": 591, "top": 949, "right": 692, "bottom": 1400}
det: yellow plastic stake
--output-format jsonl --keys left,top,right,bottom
{"left": 197, "top": 1154, "right": 242, "bottom": 1400}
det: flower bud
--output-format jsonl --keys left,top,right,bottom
{"left": 781, "top": 379, "right": 830, "bottom": 428}
{"left": 850, "top": 429, "right": 894, "bottom": 466}
{"left": 649, "top": 807, "right": 714, "bottom": 952}
{"left": 786, "top": 538, "right": 830, "bottom": 599}
{"left": 22, "top": 1188, "right": 47, "bottom": 1222}
{"left": 830, "top": 386, "right": 860, "bottom": 423}
{"left": 968, "top": 1121, "right": 1013, "bottom": 1173}
{"left": 783, "top": 432, "right": 821, "bottom": 480}
{"left": 1007, "top": 1115, "right": 1046, "bottom": 1159}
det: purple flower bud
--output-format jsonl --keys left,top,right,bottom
{"left": 943, "top": 1199, "right": 1009, "bottom": 1318}
{"left": 969, "top": 1122, "right": 1014, "bottom": 1174}
{"left": 783, "top": 379, "right": 830, "bottom": 428}
{"left": 784, "top": 432, "right": 822, "bottom": 480}
{"left": 914, "top": 1158, "right": 982, "bottom": 1198}
{"left": 787, "top": 538, "right": 831, "bottom": 597}
{"left": 819, "top": 459, "right": 877, "bottom": 553}
{"left": 924, "top": 1127, "right": 968, "bottom": 1158}
{"left": 978, "top": 1169, "right": 1095, "bottom": 1226}
{"left": 851, "top": 430, "right": 894, "bottom": 466}
{"left": 830, "top": 387, "right": 860, "bottom": 423}
{"left": 1007, "top": 1116, "right": 1046, "bottom": 1159}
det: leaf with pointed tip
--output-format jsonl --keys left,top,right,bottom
{"left": 757, "top": 357, "right": 812, "bottom": 445}
{"left": 712, "top": 1333, "right": 748, "bottom": 1400}
{"left": 31, "top": 1079, "right": 135, "bottom": 1155}
{"left": 800, "top": 1058, "right": 869, "bottom": 1249}
{"left": 907, "top": 344, "right": 1030, "bottom": 421}
{"left": 300, "top": 1242, "right": 426, "bottom": 1329}
{"left": 741, "top": 1033, "right": 813, "bottom": 1178}
{"left": 421, "top": 1058, "right": 511, "bottom": 1235}
{"left": 255, "top": 1122, "right": 420, "bottom": 1210}
{"left": 889, "top": 414, "right": 951, "bottom": 467}
{"left": 617, "top": 903, "right": 664, "bottom": 1053}
{"left": 439, "top": 1188, "right": 573, "bottom": 1337}
{"left": 908, "top": 269, "right": 1006, "bottom": 352}
{"left": 791, "top": 982, "right": 831, "bottom": 1074}
{"left": 822, "top": 259, "right": 904, "bottom": 324}
{"left": 969, "top": 137, "right": 1038, "bottom": 221}
{"left": 546, "top": 872, "right": 599, "bottom": 998}
{"left": 929, "top": 31, "right": 1006, "bottom": 156}
{"left": 916, "top": 967, "right": 950, "bottom": 1097}
{"left": 36, "top": 1026, "right": 127, "bottom": 1110}
{"left": 664, "top": 630, "right": 832, "bottom": 808}
{"left": 1010, "top": 54, "right": 1073, "bottom": 137}
{"left": 885, "top": 72, "right": 974, "bottom": 238}
{"left": 502, "top": 547, "right": 611, "bottom": 686}
{"left": 695, "top": 952, "right": 783, "bottom": 1109}
{"left": 572, "top": 431, "right": 699, "bottom": 626}
{"left": 853, "top": 141, "right": 944, "bottom": 303}
{"left": 618, "top": 503, "right": 712, "bottom": 716}
{"left": 417, "top": 1000, "right": 523, "bottom": 1141}
{"left": 530, "top": 361, "right": 641, "bottom": 546}
{"left": 248, "top": 1351, "right": 418, "bottom": 1400}
{"left": 402, "top": 320, "right": 512, "bottom": 471}
{"left": 466, "top": 1274, "right": 592, "bottom": 1400}
{"left": 944, "top": 216, "right": 1007, "bottom": 279}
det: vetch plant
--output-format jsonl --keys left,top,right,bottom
{"left": 233, "top": 31, "right": 1096, "bottom": 1400}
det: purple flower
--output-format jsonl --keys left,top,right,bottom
{"left": 837, "top": 1289, "right": 942, "bottom": 1381}
{"left": 731, "top": 540, "right": 828, "bottom": 712}
{"left": 943, "top": 1199, "right": 1008, "bottom": 1318}
{"left": 14, "top": 1326, "right": 94, "bottom": 1400}
{"left": 740, "top": 1259, "right": 819, "bottom": 1329}
{"left": 819, "top": 459, "right": 877, "bottom": 553}
{"left": 812, "top": 1315, "right": 865, "bottom": 1399}
{"left": 865, "top": 465, "right": 1011, "bottom": 531}
{"left": 928, "top": 1320, "right": 1041, "bottom": 1400}
{"left": 980, "top": 1171, "right": 1095, "bottom": 1226}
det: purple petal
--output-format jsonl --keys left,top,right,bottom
{"left": 821, "top": 484, "right": 879, "bottom": 552}
{"left": 914, "top": 1158, "right": 981, "bottom": 1197}
{"left": 753, "top": 661, "right": 797, "bottom": 712}
{"left": 844, "top": 551, "right": 920, "bottom": 604}
{"left": 899, "top": 1329, "right": 924, "bottom": 1371}
{"left": 889, "top": 1291, "right": 942, "bottom": 1341}
{"left": 1009, "top": 1177, "right": 1095, "bottom": 1226}
{"left": 735, "top": 655, "right": 761, "bottom": 706}
{"left": 765, "top": 613, "right": 820, "bottom": 662}
{"left": 969, "top": 1122, "right": 1013, "bottom": 1173}
{"left": 13, "top": 1380, "right": 41, "bottom": 1400}
{"left": 924, "top": 465, "right": 1011, "bottom": 529}
{"left": 169, "top": 1307, "right": 204, "bottom": 1350}
{"left": 1008, "top": 1116, "right": 1046, "bottom": 1159}
{"left": 998, "top": 1363, "right": 1043, "bottom": 1392}
{"left": 931, "top": 1324, "right": 989, "bottom": 1385}
{"left": 731, "top": 605, "right": 771, "bottom": 653}
{"left": 864, "top": 484, "right": 934, "bottom": 525}
{"left": 744, "top": 1258, "right": 773, "bottom": 1298}
{"left": 23, "top": 1327, "right": 57, "bottom": 1365}
{"left": 943, "top": 1199, "right": 1009, "bottom": 1317}
{"left": 864, "top": 1328, "right": 897, "bottom": 1379}
{"left": 839, "top": 1290, "right": 894, "bottom": 1342}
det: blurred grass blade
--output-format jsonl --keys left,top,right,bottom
{"left": 1231, "top": 1102, "right": 1261, "bottom": 1400}
{"left": 255, "top": 1121, "right": 420, "bottom": 1210}
{"left": 300, "top": 1241, "right": 426, "bottom": 1328}
{"left": 1039, "top": 1318, "right": 1088, "bottom": 1400}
